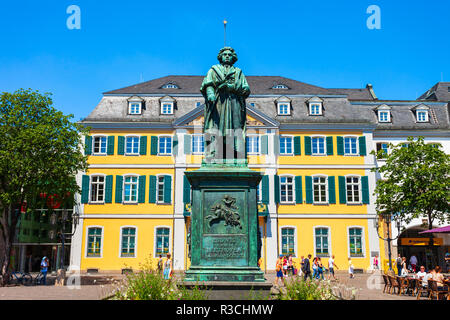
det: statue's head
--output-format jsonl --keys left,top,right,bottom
{"left": 217, "top": 47, "right": 238, "bottom": 65}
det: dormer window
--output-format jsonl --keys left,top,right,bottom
{"left": 127, "top": 96, "right": 144, "bottom": 115}
{"left": 275, "top": 96, "right": 291, "bottom": 116}
{"left": 159, "top": 96, "right": 175, "bottom": 115}
{"left": 272, "top": 84, "right": 289, "bottom": 89}
{"left": 375, "top": 104, "right": 391, "bottom": 123}
{"left": 162, "top": 82, "right": 179, "bottom": 89}
{"left": 307, "top": 97, "right": 323, "bottom": 116}
{"left": 413, "top": 104, "right": 430, "bottom": 123}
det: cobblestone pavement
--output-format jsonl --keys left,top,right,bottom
{"left": 0, "top": 271, "right": 419, "bottom": 300}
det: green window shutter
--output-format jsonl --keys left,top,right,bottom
{"left": 148, "top": 175, "right": 157, "bottom": 203}
{"left": 338, "top": 176, "right": 346, "bottom": 204}
{"left": 328, "top": 176, "right": 336, "bottom": 204}
{"left": 326, "top": 136, "right": 334, "bottom": 155}
{"left": 81, "top": 175, "right": 90, "bottom": 203}
{"left": 274, "top": 175, "right": 280, "bottom": 204}
{"left": 138, "top": 175, "right": 146, "bottom": 203}
{"left": 295, "top": 176, "right": 303, "bottom": 204}
{"left": 261, "top": 175, "right": 269, "bottom": 204}
{"left": 105, "top": 175, "right": 113, "bottom": 203}
{"left": 117, "top": 136, "right": 125, "bottom": 155}
{"left": 85, "top": 136, "right": 92, "bottom": 155}
{"left": 337, "top": 136, "right": 344, "bottom": 156}
{"left": 294, "top": 136, "right": 301, "bottom": 155}
{"left": 163, "top": 175, "right": 172, "bottom": 204}
{"left": 261, "top": 135, "right": 268, "bottom": 154}
{"left": 107, "top": 136, "right": 115, "bottom": 155}
{"left": 359, "top": 136, "right": 367, "bottom": 156}
{"left": 274, "top": 135, "right": 279, "bottom": 155}
{"left": 150, "top": 136, "right": 158, "bottom": 155}
{"left": 115, "top": 175, "right": 123, "bottom": 203}
{"left": 139, "top": 136, "right": 147, "bottom": 155}
{"left": 173, "top": 135, "right": 178, "bottom": 156}
{"left": 361, "top": 176, "right": 370, "bottom": 204}
{"left": 304, "top": 136, "right": 312, "bottom": 155}
{"left": 183, "top": 175, "right": 191, "bottom": 204}
{"left": 305, "top": 176, "right": 313, "bottom": 204}
{"left": 184, "top": 134, "right": 192, "bottom": 154}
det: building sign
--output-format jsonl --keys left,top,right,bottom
{"left": 400, "top": 237, "right": 443, "bottom": 246}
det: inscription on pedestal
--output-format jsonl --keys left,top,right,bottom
{"left": 203, "top": 237, "right": 245, "bottom": 258}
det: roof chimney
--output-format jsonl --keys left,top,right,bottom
{"left": 366, "top": 83, "right": 377, "bottom": 100}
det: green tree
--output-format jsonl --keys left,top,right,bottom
{"left": 0, "top": 89, "right": 88, "bottom": 285}
{"left": 372, "top": 137, "right": 450, "bottom": 245}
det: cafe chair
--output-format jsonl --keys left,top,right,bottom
{"left": 382, "top": 274, "right": 391, "bottom": 293}
{"left": 428, "top": 279, "right": 449, "bottom": 300}
{"left": 415, "top": 278, "right": 428, "bottom": 300}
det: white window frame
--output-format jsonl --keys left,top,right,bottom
{"left": 246, "top": 135, "right": 260, "bottom": 155}
{"left": 312, "top": 175, "right": 328, "bottom": 204}
{"left": 343, "top": 136, "right": 359, "bottom": 156}
{"left": 257, "top": 180, "right": 262, "bottom": 203}
{"left": 85, "top": 225, "right": 104, "bottom": 258}
{"left": 128, "top": 101, "right": 142, "bottom": 115}
{"left": 158, "top": 135, "right": 173, "bottom": 156}
{"left": 89, "top": 174, "right": 106, "bottom": 204}
{"left": 125, "top": 135, "right": 140, "bottom": 155}
{"left": 155, "top": 174, "right": 173, "bottom": 204}
{"left": 347, "top": 226, "right": 366, "bottom": 258}
{"left": 92, "top": 135, "right": 107, "bottom": 155}
{"left": 279, "top": 135, "right": 294, "bottom": 155}
{"left": 160, "top": 102, "right": 174, "bottom": 115}
{"left": 311, "top": 136, "right": 326, "bottom": 156}
{"left": 122, "top": 174, "right": 139, "bottom": 204}
{"left": 154, "top": 225, "right": 172, "bottom": 257}
{"left": 345, "top": 175, "right": 362, "bottom": 205}
{"left": 279, "top": 175, "right": 295, "bottom": 204}
{"left": 162, "top": 83, "right": 178, "bottom": 89}
{"left": 192, "top": 134, "right": 204, "bottom": 155}
{"left": 277, "top": 102, "right": 291, "bottom": 115}
{"left": 272, "top": 84, "right": 288, "bottom": 89}
{"left": 314, "top": 226, "right": 331, "bottom": 257}
{"left": 279, "top": 226, "right": 297, "bottom": 257}
{"left": 416, "top": 110, "right": 429, "bottom": 122}
{"left": 376, "top": 105, "right": 391, "bottom": 123}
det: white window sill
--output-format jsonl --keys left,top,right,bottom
{"left": 88, "top": 202, "right": 105, "bottom": 205}
{"left": 125, "top": 153, "right": 140, "bottom": 156}
{"left": 92, "top": 153, "right": 107, "bottom": 156}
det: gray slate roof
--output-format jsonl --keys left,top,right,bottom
{"left": 418, "top": 82, "right": 450, "bottom": 102}
{"left": 104, "top": 75, "right": 365, "bottom": 97}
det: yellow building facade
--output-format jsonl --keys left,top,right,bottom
{"left": 70, "top": 76, "right": 386, "bottom": 274}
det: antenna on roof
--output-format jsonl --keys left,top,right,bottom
{"left": 223, "top": 19, "right": 227, "bottom": 47}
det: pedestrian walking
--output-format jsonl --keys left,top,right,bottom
{"left": 312, "top": 257, "right": 319, "bottom": 279}
{"left": 40, "top": 256, "right": 49, "bottom": 285}
{"left": 157, "top": 254, "right": 163, "bottom": 274}
{"left": 163, "top": 253, "right": 173, "bottom": 280}
{"left": 275, "top": 254, "right": 284, "bottom": 286}
{"left": 396, "top": 254, "right": 402, "bottom": 276}
{"left": 302, "top": 254, "right": 311, "bottom": 281}
{"left": 328, "top": 255, "right": 339, "bottom": 280}
{"left": 401, "top": 257, "right": 408, "bottom": 276}
{"left": 299, "top": 256, "right": 305, "bottom": 278}
{"left": 373, "top": 255, "right": 379, "bottom": 270}
{"left": 348, "top": 258, "right": 354, "bottom": 279}
{"left": 317, "top": 257, "right": 324, "bottom": 280}
{"left": 287, "top": 254, "right": 294, "bottom": 277}
{"left": 282, "top": 255, "right": 288, "bottom": 278}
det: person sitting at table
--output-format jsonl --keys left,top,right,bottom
{"left": 432, "top": 266, "right": 447, "bottom": 290}
{"left": 416, "top": 265, "right": 431, "bottom": 287}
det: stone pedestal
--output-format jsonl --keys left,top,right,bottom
{"left": 184, "top": 166, "right": 264, "bottom": 282}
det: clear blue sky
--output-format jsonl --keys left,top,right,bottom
{"left": 1, "top": 0, "right": 449, "bottom": 121}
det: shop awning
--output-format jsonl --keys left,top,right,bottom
{"left": 419, "top": 225, "right": 450, "bottom": 234}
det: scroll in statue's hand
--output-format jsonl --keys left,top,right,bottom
{"left": 207, "top": 93, "right": 215, "bottom": 103}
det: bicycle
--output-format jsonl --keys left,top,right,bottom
{"left": 9, "top": 271, "right": 33, "bottom": 286}
{"left": 34, "top": 272, "right": 45, "bottom": 285}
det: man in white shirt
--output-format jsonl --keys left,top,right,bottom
{"left": 416, "top": 265, "right": 430, "bottom": 287}
{"left": 328, "top": 255, "right": 338, "bottom": 280}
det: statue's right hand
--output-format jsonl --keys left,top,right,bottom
{"left": 207, "top": 94, "right": 215, "bottom": 103}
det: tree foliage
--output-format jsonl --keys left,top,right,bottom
{"left": 372, "top": 137, "right": 450, "bottom": 229}
{"left": 0, "top": 88, "right": 88, "bottom": 285}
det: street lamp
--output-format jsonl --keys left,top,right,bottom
{"left": 375, "top": 213, "right": 402, "bottom": 273}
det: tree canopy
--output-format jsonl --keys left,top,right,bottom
{"left": 372, "top": 137, "right": 450, "bottom": 229}
{"left": 0, "top": 88, "right": 88, "bottom": 284}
